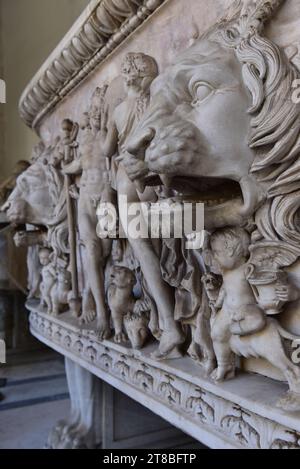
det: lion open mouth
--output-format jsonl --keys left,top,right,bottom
{"left": 132, "top": 168, "right": 260, "bottom": 230}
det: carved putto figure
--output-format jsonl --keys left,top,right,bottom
{"left": 208, "top": 228, "right": 267, "bottom": 381}
{"left": 51, "top": 258, "right": 72, "bottom": 317}
{"left": 39, "top": 247, "right": 57, "bottom": 314}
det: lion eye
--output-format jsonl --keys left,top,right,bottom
{"left": 191, "top": 82, "right": 214, "bottom": 106}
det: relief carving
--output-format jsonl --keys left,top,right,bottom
{"left": 120, "top": 0, "right": 300, "bottom": 409}
{"left": 63, "top": 87, "right": 113, "bottom": 338}
{"left": 221, "top": 406, "right": 261, "bottom": 449}
{"left": 5, "top": 0, "right": 300, "bottom": 450}
{"left": 186, "top": 388, "right": 215, "bottom": 424}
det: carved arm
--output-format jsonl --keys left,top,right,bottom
{"left": 63, "top": 158, "right": 82, "bottom": 175}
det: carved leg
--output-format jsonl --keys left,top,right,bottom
{"left": 187, "top": 324, "right": 202, "bottom": 361}
{"left": 80, "top": 288, "right": 96, "bottom": 323}
{"left": 52, "top": 295, "right": 60, "bottom": 317}
{"left": 194, "top": 310, "right": 216, "bottom": 375}
{"left": 78, "top": 198, "right": 111, "bottom": 340}
{"left": 111, "top": 310, "right": 128, "bottom": 344}
{"left": 117, "top": 172, "right": 184, "bottom": 359}
{"left": 256, "top": 323, "right": 300, "bottom": 411}
{"left": 45, "top": 294, "right": 53, "bottom": 315}
{"left": 46, "top": 358, "right": 102, "bottom": 449}
{"left": 210, "top": 310, "right": 235, "bottom": 381}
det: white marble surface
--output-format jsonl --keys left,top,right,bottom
{"left": 29, "top": 307, "right": 300, "bottom": 449}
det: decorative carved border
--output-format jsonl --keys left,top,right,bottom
{"left": 29, "top": 307, "right": 300, "bottom": 449}
{"left": 19, "top": 0, "right": 166, "bottom": 130}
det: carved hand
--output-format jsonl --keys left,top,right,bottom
{"left": 275, "top": 284, "right": 300, "bottom": 303}
{"left": 117, "top": 151, "right": 149, "bottom": 182}
{"left": 69, "top": 185, "right": 80, "bottom": 200}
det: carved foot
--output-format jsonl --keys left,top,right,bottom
{"left": 79, "top": 310, "right": 97, "bottom": 325}
{"left": 80, "top": 290, "right": 96, "bottom": 324}
{"left": 276, "top": 391, "right": 300, "bottom": 412}
{"left": 200, "top": 358, "right": 216, "bottom": 377}
{"left": 46, "top": 358, "right": 102, "bottom": 449}
{"left": 46, "top": 421, "right": 89, "bottom": 449}
{"left": 45, "top": 419, "right": 67, "bottom": 448}
{"left": 187, "top": 342, "right": 201, "bottom": 362}
{"left": 152, "top": 328, "right": 184, "bottom": 360}
{"left": 96, "top": 320, "right": 111, "bottom": 341}
{"left": 114, "top": 332, "right": 128, "bottom": 344}
{"left": 211, "top": 365, "right": 235, "bottom": 382}
{"left": 69, "top": 297, "right": 82, "bottom": 318}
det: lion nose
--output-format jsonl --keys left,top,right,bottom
{"left": 126, "top": 127, "right": 155, "bottom": 157}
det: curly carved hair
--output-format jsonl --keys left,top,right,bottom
{"left": 210, "top": 1, "right": 300, "bottom": 251}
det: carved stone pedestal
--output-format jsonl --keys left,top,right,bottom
{"left": 101, "top": 382, "right": 196, "bottom": 449}
{"left": 46, "top": 357, "right": 102, "bottom": 449}
{"left": 29, "top": 305, "right": 300, "bottom": 449}
{"left": 7, "top": 0, "right": 300, "bottom": 451}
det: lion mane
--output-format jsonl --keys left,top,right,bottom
{"left": 212, "top": 0, "right": 300, "bottom": 253}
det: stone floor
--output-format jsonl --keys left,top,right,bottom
{"left": 0, "top": 349, "right": 70, "bottom": 449}
{"left": 0, "top": 349, "right": 205, "bottom": 449}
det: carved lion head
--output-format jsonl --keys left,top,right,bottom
{"left": 123, "top": 0, "right": 300, "bottom": 248}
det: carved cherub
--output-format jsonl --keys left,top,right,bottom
{"left": 208, "top": 228, "right": 267, "bottom": 381}
{"left": 51, "top": 258, "right": 72, "bottom": 316}
{"left": 107, "top": 266, "right": 136, "bottom": 344}
{"left": 39, "top": 248, "right": 57, "bottom": 314}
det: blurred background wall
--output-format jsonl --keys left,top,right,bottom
{"left": 0, "top": 0, "right": 88, "bottom": 181}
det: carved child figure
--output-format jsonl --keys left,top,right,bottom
{"left": 39, "top": 247, "right": 57, "bottom": 314}
{"left": 51, "top": 257, "right": 72, "bottom": 316}
{"left": 107, "top": 266, "right": 136, "bottom": 344}
{"left": 209, "top": 228, "right": 266, "bottom": 381}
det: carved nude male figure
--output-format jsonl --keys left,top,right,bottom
{"left": 64, "top": 87, "right": 112, "bottom": 339}
{"left": 100, "top": 52, "right": 184, "bottom": 358}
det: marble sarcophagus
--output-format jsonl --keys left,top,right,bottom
{"left": 3, "top": 0, "right": 300, "bottom": 449}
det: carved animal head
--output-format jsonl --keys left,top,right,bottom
{"left": 2, "top": 144, "right": 65, "bottom": 227}
{"left": 124, "top": 0, "right": 300, "bottom": 247}
{"left": 201, "top": 273, "right": 222, "bottom": 293}
{"left": 109, "top": 265, "right": 136, "bottom": 289}
{"left": 124, "top": 312, "right": 149, "bottom": 350}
